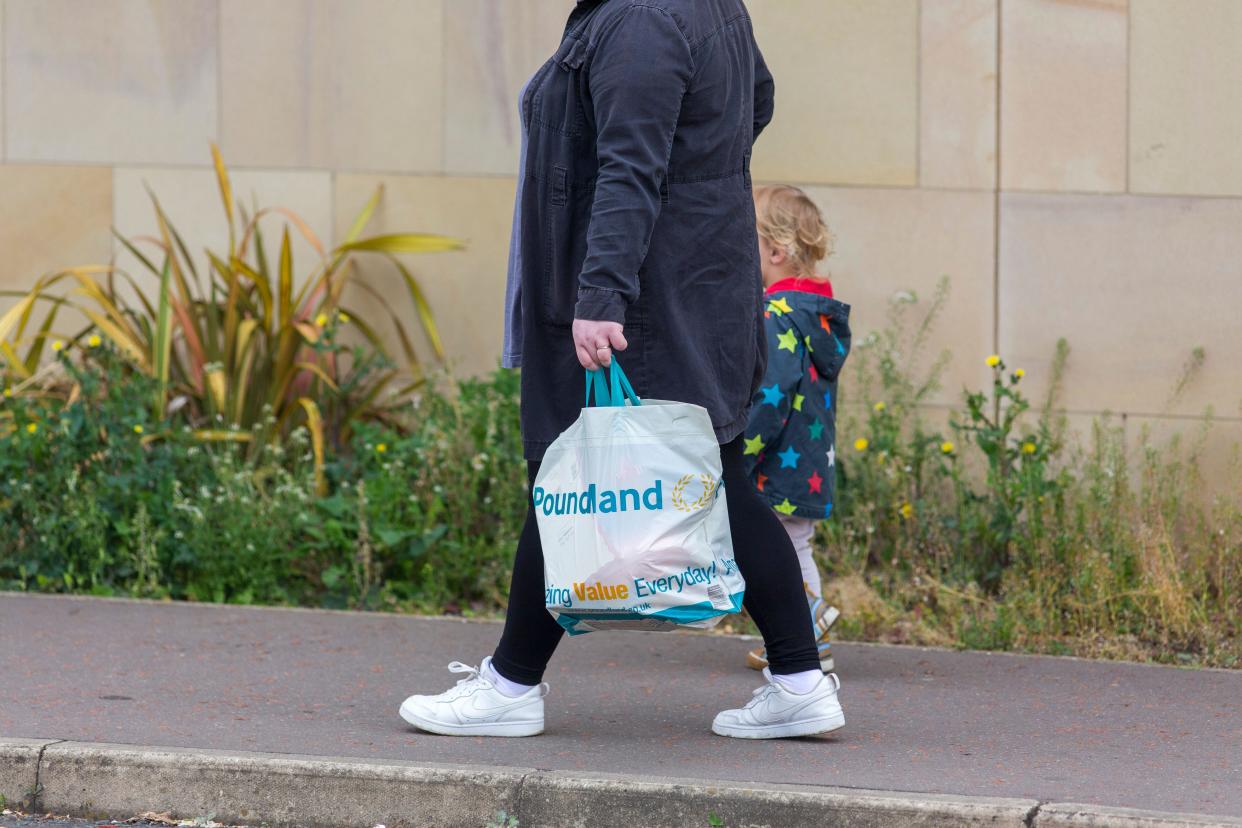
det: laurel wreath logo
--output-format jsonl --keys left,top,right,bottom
{"left": 671, "top": 474, "right": 716, "bottom": 512}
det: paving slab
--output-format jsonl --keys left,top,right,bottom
{"left": 0, "top": 593, "right": 1239, "bottom": 820}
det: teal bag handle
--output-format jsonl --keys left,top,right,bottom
{"left": 584, "top": 358, "right": 642, "bottom": 408}
{"left": 585, "top": 366, "right": 612, "bottom": 407}
{"left": 608, "top": 359, "right": 641, "bottom": 406}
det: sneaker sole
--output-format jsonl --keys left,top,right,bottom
{"left": 712, "top": 711, "right": 845, "bottom": 740}
{"left": 399, "top": 701, "right": 543, "bottom": 737}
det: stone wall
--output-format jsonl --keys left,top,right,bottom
{"left": 1, "top": 0, "right": 1239, "bottom": 479}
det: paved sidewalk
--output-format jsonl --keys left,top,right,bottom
{"left": 1, "top": 593, "right": 1239, "bottom": 822}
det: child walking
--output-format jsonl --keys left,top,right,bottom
{"left": 743, "top": 185, "right": 851, "bottom": 674}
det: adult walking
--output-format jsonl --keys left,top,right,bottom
{"left": 399, "top": 0, "right": 845, "bottom": 739}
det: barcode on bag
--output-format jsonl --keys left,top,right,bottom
{"left": 706, "top": 584, "right": 732, "bottom": 610}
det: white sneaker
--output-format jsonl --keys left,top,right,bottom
{"left": 712, "top": 670, "right": 845, "bottom": 739}
{"left": 398, "top": 658, "right": 547, "bottom": 737}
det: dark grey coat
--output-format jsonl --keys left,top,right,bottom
{"left": 518, "top": 0, "right": 774, "bottom": 459}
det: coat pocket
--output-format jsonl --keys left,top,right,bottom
{"left": 541, "top": 165, "right": 594, "bottom": 326}
{"left": 531, "top": 34, "right": 589, "bottom": 138}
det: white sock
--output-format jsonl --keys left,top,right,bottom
{"left": 771, "top": 669, "right": 822, "bottom": 695}
{"left": 484, "top": 660, "right": 536, "bottom": 698}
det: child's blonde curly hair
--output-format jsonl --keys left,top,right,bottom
{"left": 753, "top": 185, "right": 835, "bottom": 277}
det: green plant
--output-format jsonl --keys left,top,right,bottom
{"left": 822, "top": 282, "right": 1241, "bottom": 666}
{"left": 1, "top": 144, "right": 462, "bottom": 489}
{"left": 0, "top": 349, "right": 528, "bottom": 611}
{"left": 485, "top": 809, "right": 519, "bottom": 828}
{"left": 0, "top": 346, "right": 325, "bottom": 601}
{"left": 328, "top": 368, "right": 527, "bottom": 611}
{"left": 3, "top": 278, "right": 1238, "bottom": 668}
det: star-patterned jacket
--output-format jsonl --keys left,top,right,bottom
{"left": 742, "top": 280, "right": 851, "bottom": 519}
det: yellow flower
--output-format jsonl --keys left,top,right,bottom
{"left": 25, "top": 423, "right": 37, "bottom": 434}
{"left": 940, "top": 441, "right": 955, "bottom": 455}
{"left": 133, "top": 424, "right": 144, "bottom": 434}
{"left": 986, "top": 354, "right": 1000, "bottom": 368}
{"left": 375, "top": 443, "right": 388, "bottom": 454}
{"left": 898, "top": 502, "right": 913, "bottom": 520}
{"left": 1021, "top": 441, "right": 1037, "bottom": 455}
{"left": 315, "top": 313, "right": 329, "bottom": 328}
{"left": 3, "top": 388, "right": 12, "bottom": 398}
{"left": 854, "top": 438, "right": 869, "bottom": 452}
{"left": 1014, "top": 368, "right": 1025, "bottom": 379}
{"left": 873, "top": 401, "right": 886, "bottom": 412}
{"left": 87, "top": 334, "right": 102, "bottom": 348}
{"left": 51, "top": 340, "right": 65, "bottom": 352}
{"left": 338, "top": 311, "right": 350, "bottom": 324}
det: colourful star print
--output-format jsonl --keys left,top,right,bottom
{"left": 807, "top": 419, "right": 824, "bottom": 440}
{"left": 809, "top": 363, "right": 819, "bottom": 383}
{"left": 777, "top": 328, "right": 799, "bottom": 353}
{"left": 777, "top": 445, "right": 800, "bottom": 469}
{"left": 819, "top": 314, "right": 832, "bottom": 334}
{"left": 808, "top": 470, "right": 824, "bottom": 494}
{"left": 823, "top": 502, "right": 834, "bottom": 519}
{"left": 836, "top": 337, "right": 846, "bottom": 355}
{"left": 760, "top": 383, "right": 784, "bottom": 407}
{"left": 775, "top": 498, "right": 797, "bottom": 516}
{"left": 804, "top": 335, "right": 814, "bottom": 353}
{"left": 743, "top": 433, "right": 766, "bottom": 455}
{"left": 756, "top": 472, "right": 768, "bottom": 492}
{"left": 826, "top": 445, "right": 836, "bottom": 466}
{"left": 767, "top": 297, "right": 793, "bottom": 316}
{"left": 823, "top": 389, "right": 832, "bottom": 408}
{"left": 792, "top": 393, "right": 805, "bottom": 412}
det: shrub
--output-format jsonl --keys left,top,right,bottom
{"left": 0, "top": 348, "right": 528, "bottom": 613}
{"left": 0, "top": 144, "right": 463, "bottom": 485}
{"left": 823, "top": 283, "right": 1241, "bottom": 667}
{"left": 0, "top": 347, "right": 324, "bottom": 602}
{"left": 2, "top": 280, "right": 1238, "bottom": 667}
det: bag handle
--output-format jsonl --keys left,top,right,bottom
{"left": 584, "top": 358, "right": 642, "bottom": 408}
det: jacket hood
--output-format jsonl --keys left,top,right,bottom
{"left": 765, "top": 290, "right": 851, "bottom": 381}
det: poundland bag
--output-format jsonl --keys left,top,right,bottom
{"left": 536, "top": 359, "right": 745, "bottom": 635}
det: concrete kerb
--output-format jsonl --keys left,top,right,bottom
{"left": 517, "top": 769, "right": 1038, "bottom": 827}
{"left": 1033, "top": 804, "right": 1242, "bottom": 828}
{"left": 0, "top": 737, "right": 59, "bottom": 811}
{"left": 1, "top": 738, "right": 1236, "bottom": 828}
{"left": 35, "top": 742, "right": 526, "bottom": 828}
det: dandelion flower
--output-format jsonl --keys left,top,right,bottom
{"left": 376, "top": 443, "right": 388, "bottom": 454}
{"left": 315, "top": 313, "right": 329, "bottom": 328}
{"left": 133, "top": 424, "right": 144, "bottom": 434}
{"left": 1021, "top": 441, "right": 1037, "bottom": 454}
{"left": 1014, "top": 368, "right": 1025, "bottom": 379}
{"left": 940, "top": 441, "right": 955, "bottom": 455}
{"left": 338, "top": 311, "right": 350, "bottom": 323}
{"left": 51, "top": 340, "right": 65, "bottom": 353}
{"left": 898, "top": 502, "right": 913, "bottom": 520}
{"left": 873, "top": 401, "right": 886, "bottom": 412}
{"left": 854, "top": 438, "right": 869, "bottom": 452}
{"left": 3, "top": 388, "right": 11, "bottom": 398}
{"left": 986, "top": 354, "right": 1001, "bottom": 368}
{"left": 25, "top": 423, "right": 37, "bottom": 434}
{"left": 87, "top": 335, "right": 102, "bottom": 348}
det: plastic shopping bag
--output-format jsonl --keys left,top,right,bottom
{"left": 536, "top": 359, "right": 745, "bottom": 635}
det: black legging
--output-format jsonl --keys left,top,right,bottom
{"left": 492, "top": 436, "right": 820, "bottom": 684}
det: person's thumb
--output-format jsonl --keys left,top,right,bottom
{"left": 609, "top": 326, "right": 628, "bottom": 352}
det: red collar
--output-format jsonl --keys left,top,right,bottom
{"left": 765, "top": 277, "right": 833, "bottom": 298}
